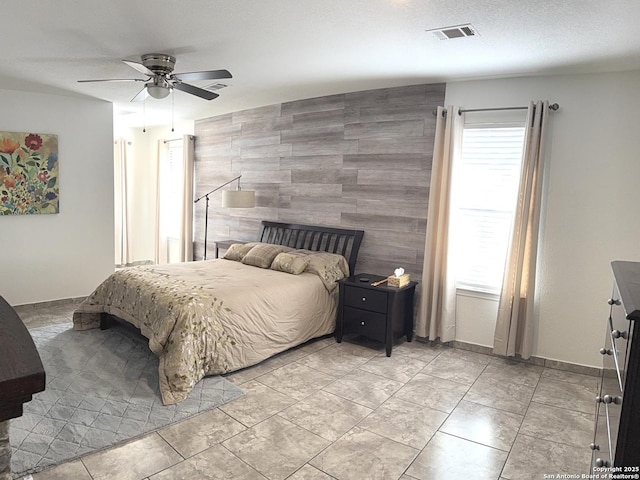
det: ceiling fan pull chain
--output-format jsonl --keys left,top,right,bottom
{"left": 171, "top": 88, "right": 175, "bottom": 132}
{"left": 142, "top": 97, "right": 146, "bottom": 133}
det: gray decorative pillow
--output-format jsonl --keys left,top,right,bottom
{"left": 271, "top": 252, "right": 310, "bottom": 275}
{"left": 223, "top": 242, "right": 257, "bottom": 261}
{"left": 293, "top": 251, "right": 350, "bottom": 291}
{"left": 241, "top": 244, "right": 293, "bottom": 269}
{"left": 296, "top": 251, "right": 350, "bottom": 276}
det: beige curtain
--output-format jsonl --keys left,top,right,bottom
{"left": 415, "top": 106, "right": 463, "bottom": 342}
{"left": 114, "top": 138, "right": 133, "bottom": 267}
{"left": 180, "top": 135, "right": 195, "bottom": 262}
{"left": 154, "top": 135, "right": 195, "bottom": 264}
{"left": 493, "top": 101, "right": 549, "bottom": 358}
{"left": 154, "top": 140, "right": 166, "bottom": 264}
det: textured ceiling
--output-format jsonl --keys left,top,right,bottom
{"left": 2, "top": 0, "right": 639, "bottom": 127}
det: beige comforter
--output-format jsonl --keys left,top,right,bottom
{"left": 73, "top": 259, "right": 337, "bottom": 404}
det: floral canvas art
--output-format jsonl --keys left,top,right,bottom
{"left": 0, "top": 131, "right": 59, "bottom": 215}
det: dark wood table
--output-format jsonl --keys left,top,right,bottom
{"left": 212, "top": 239, "right": 246, "bottom": 259}
{"left": 336, "top": 273, "right": 418, "bottom": 356}
{"left": 0, "top": 295, "right": 45, "bottom": 479}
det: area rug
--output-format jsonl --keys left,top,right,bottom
{"left": 9, "top": 322, "right": 244, "bottom": 478}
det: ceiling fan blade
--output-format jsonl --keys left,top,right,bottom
{"left": 123, "top": 60, "right": 156, "bottom": 76}
{"left": 131, "top": 85, "right": 149, "bottom": 102}
{"left": 173, "top": 82, "right": 219, "bottom": 100}
{"left": 172, "top": 69, "right": 232, "bottom": 82}
{"left": 78, "top": 78, "right": 146, "bottom": 83}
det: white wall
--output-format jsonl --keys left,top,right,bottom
{"left": 0, "top": 90, "right": 114, "bottom": 306}
{"left": 113, "top": 120, "right": 194, "bottom": 263}
{"left": 455, "top": 292, "right": 499, "bottom": 348}
{"left": 446, "top": 70, "right": 640, "bottom": 368}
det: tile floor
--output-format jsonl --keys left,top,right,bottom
{"left": 12, "top": 301, "right": 595, "bottom": 480}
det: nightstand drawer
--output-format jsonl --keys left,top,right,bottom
{"left": 343, "top": 307, "right": 386, "bottom": 342}
{"left": 343, "top": 287, "right": 387, "bottom": 314}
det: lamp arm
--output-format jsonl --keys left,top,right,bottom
{"left": 194, "top": 175, "right": 242, "bottom": 203}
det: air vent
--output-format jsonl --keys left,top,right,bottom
{"left": 427, "top": 23, "right": 479, "bottom": 40}
{"left": 204, "top": 82, "right": 229, "bottom": 92}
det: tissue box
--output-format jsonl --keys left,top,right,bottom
{"left": 387, "top": 273, "right": 410, "bottom": 288}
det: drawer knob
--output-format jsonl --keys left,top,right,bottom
{"left": 608, "top": 298, "right": 621, "bottom": 306}
{"left": 595, "top": 458, "right": 610, "bottom": 468}
{"left": 361, "top": 321, "right": 365, "bottom": 326}
{"left": 599, "top": 348, "right": 613, "bottom": 355}
{"left": 601, "top": 394, "right": 623, "bottom": 404}
{"left": 361, "top": 297, "right": 367, "bottom": 302}
{"left": 612, "top": 329, "right": 628, "bottom": 339}
{"left": 590, "top": 443, "right": 600, "bottom": 451}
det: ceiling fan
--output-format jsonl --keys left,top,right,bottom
{"left": 78, "top": 53, "right": 232, "bottom": 101}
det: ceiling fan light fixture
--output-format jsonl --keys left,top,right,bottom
{"left": 146, "top": 84, "right": 170, "bottom": 99}
{"left": 78, "top": 52, "right": 233, "bottom": 102}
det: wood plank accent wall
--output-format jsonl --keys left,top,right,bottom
{"left": 193, "top": 83, "right": 445, "bottom": 281}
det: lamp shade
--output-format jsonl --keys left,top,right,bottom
{"left": 222, "top": 190, "right": 255, "bottom": 208}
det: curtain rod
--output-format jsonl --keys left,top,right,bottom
{"left": 433, "top": 103, "right": 559, "bottom": 116}
{"left": 163, "top": 135, "right": 194, "bottom": 143}
{"left": 460, "top": 103, "right": 559, "bottom": 115}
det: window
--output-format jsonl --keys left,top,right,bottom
{"left": 159, "top": 141, "right": 184, "bottom": 262}
{"left": 451, "top": 124, "right": 526, "bottom": 294}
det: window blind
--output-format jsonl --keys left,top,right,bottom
{"left": 159, "top": 142, "right": 183, "bottom": 240}
{"left": 452, "top": 126, "right": 526, "bottom": 294}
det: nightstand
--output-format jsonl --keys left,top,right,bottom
{"left": 212, "top": 239, "right": 246, "bottom": 259}
{"left": 336, "top": 273, "right": 417, "bottom": 356}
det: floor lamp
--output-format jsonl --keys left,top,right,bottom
{"left": 194, "top": 175, "right": 255, "bottom": 260}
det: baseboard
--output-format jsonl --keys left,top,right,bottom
{"left": 14, "top": 296, "right": 86, "bottom": 309}
{"left": 450, "top": 339, "right": 601, "bottom": 377}
{"left": 415, "top": 336, "right": 600, "bottom": 377}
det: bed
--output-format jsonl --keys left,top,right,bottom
{"left": 73, "top": 221, "right": 364, "bottom": 405}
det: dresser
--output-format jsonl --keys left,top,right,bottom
{"left": 591, "top": 261, "right": 640, "bottom": 472}
{"left": 0, "top": 295, "right": 45, "bottom": 479}
{"left": 336, "top": 273, "right": 417, "bottom": 356}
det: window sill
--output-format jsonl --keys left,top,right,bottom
{"left": 456, "top": 288, "right": 500, "bottom": 302}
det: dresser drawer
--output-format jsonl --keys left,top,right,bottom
{"left": 592, "top": 368, "right": 623, "bottom": 468}
{"left": 593, "top": 404, "right": 612, "bottom": 469}
{"left": 594, "top": 400, "right": 622, "bottom": 465}
{"left": 608, "top": 301, "right": 631, "bottom": 393}
{"left": 342, "top": 307, "right": 387, "bottom": 342}
{"left": 344, "top": 286, "right": 388, "bottom": 314}
{"left": 602, "top": 318, "right": 626, "bottom": 394}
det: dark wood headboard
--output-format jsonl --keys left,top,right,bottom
{"left": 258, "top": 221, "right": 364, "bottom": 275}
